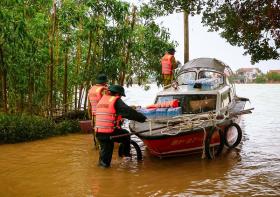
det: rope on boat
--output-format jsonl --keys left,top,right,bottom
{"left": 158, "top": 112, "right": 227, "bottom": 136}
{"left": 201, "top": 126, "right": 207, "bottom": 159}
{"left": 154, "top": 112, "right": 228, "bottom": 159}
{"left": 149, "top": 119, "right": 153, "bottom": 135}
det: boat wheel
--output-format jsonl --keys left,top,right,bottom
{"left": 224, "top": 123, "right": 242, "bottom": 149}
{"left": 118, "top": 139, "right": 143, "bottom": 161}
{"left": 205, "top": 127, "right": 224, "bottom": 159}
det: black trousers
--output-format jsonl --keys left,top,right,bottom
{"left": 96, "top": 129, "right": 131, "bottom": 167}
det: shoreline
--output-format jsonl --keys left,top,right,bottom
{"left": 235, "top": 82, "right": 280, "bottom": 84}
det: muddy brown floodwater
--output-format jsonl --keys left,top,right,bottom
{"left": 0, "top": 84, "right": 279, "bottom": 196}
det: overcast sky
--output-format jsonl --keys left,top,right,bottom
{"left": 157, "top": 13, "right": 280, "bottom": 73}
{"left": 126, "top": 0, "right": 279, "bottom": 73}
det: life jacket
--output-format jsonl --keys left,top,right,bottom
{"left": 161, "top": 53, "right": 174, "bottom": 75}
{"left": 95, "top": 95, "right": 122, "bottom": 133}
{"left": 88, "top": 85, "right": 107, "bottom": 116}
{"left": 147, "top": 99, "right": 179, "bottom": 109}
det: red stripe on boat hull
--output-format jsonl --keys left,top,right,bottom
{"left": 141, "top": 125, "right": 232, "bottom": 157}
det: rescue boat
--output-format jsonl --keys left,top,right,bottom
{"left": 129, "top": 58, "right": 253, "bottom": 159}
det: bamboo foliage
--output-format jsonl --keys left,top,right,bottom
{"left": 0, "top": 0, "right": 175, "bottom": 116}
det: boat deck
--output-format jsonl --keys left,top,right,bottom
{"left": 129, "top": 100, "right": 247, "bottom": 138}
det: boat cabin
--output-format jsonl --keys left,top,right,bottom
{"left": 154, "top": 58, "right": 235, "bottom": 115}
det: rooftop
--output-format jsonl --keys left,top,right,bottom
{"left": 268, "top": 70, "right": 280, "bottom": 74}
{"left": 236, "top": 68, "right": 261, "bottom": 73}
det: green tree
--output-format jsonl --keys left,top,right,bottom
{"left": 147, "top": 0, "right": 280, "bottom": 63}
{"left": 144, "top": 0, "right": 205, "bottom": 16}
{"left": 0, "top": 0, "right": 51, "bottom": 114}
{"left": 0, "top": 0, "right": 176, "bottom": 116}
{"left": 203, "top": 0, "right": 280, "bottom": 63}
{"left": 266, "top": 72, "right": 280, "bottom": 82}
{"left": 255, "top": 74, "right": 267, "bottom": 83}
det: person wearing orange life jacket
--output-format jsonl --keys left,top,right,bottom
{"left": 95, "top": 85, "right": 147, "bottom": 168}
{"left": 161, "top": 48, "right": 178, "bottom": 87}
{"left": 88, "top": 74, "right": 108, "bottom": 147}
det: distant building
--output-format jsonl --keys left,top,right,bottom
{"left": 235, "top": 68, "right": 262, "bottom": 83}
{"left": 268, "top": 70, "right": 280, "bottom": 74}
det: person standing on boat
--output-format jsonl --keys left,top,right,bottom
{"left": 95, "top": 85, "right": 147, "bottom": 168}
{"left": 88, "top": 74, "right": 108, "bottom": 148}
{"left": 161, "top": 48, "right": 178, "bottom": 87}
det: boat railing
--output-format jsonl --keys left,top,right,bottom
{"left": 149, "top": 111, "right": 225, "bottom": 134}
{"left": 142, "top": 107, "right": 254, "bottom": 136}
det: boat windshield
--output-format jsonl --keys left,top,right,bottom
{"left": 156, "top": 94, "right": 217, "bottom": 114}
{"left": 198, "top": 70, "right": 224, "bottom": 84}
{"left": 177, "top": 71, "right": 196, "bottom": 85}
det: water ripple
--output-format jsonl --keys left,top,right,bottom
{"left": 1, "top": 84, "right": 280, "bottom": 196}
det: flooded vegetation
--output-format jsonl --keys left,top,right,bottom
{"left": 0, "top": 84, "right": 279, "bottom": 196}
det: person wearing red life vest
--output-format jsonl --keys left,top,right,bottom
{"left": 161, "top": 48, "right": 178, "bottom": 87}
{"left": 95, "top": 85, "right": 146, "bottom": 168}
{"left": 88, "top": 74, "right": 108, "bottom": 147}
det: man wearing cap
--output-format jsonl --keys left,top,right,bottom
{"left": 88, "top": 74, "right": 108, "bottom": 148}
{"left": 95, "top": 85, "right": 147, "bottom": 168}
{"left": 161, "top": 48, "right": 178, "bottom": 87}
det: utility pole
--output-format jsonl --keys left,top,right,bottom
{"left": 184, "top": 12, "right": 189, "bottom": 64}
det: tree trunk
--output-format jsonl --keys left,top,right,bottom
{"left": 49, "top": 0, "right": 57, "bottom": 117}
{"left": 0, "top": 70, "right": 2, "bottom": 109}
{"left": 78, "top": 85, "right": 83, "bottom": 110}
{"left": 63, "top": 49, "right": 68, "bottom": 113}
{"left": 28, "top": 68, "right": 33, "bottom": 114}
{"left": 83, "top": 83, "right": 89, "bottom": 111}
{"left": 2, "top": 71, "right": 7, "bottom": 113}
{"left": 119, "top": 6, "right": 137, "bottom": 86}
{"left": 63, "top": 37, "right": 69, "bottom": 113}
{"left": 86, "top": 31, "right": 93, "bottom": 69}
{"left": 53, "top": 19, "right": 61, "bottom": 114}
{"left": 0, "top": 45, "right": 7, "bottom": 113}
{"left": 80, "top": 31, "right": 93, "bottom": 112}
{"left": 19, "top": 92, "right": 24, "bottom": 113}
{"left": 184, "top": 12, "right": 189, "bottom": 64}
{"left": 74, "top": 38, "right": 81, "bottom": 111}
{"left": 74, "top": 85, "right": 78, "bottom": 111}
